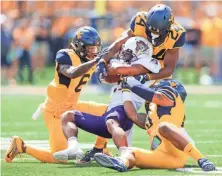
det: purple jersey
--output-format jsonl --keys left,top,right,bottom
{"left": 74, "top": 105, "right": 133, "bottom": 138}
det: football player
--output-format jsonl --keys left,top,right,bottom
{"left": 94, "top": 79, "right": 216, "bottom": 172}
{"left": 4, "top": 26, "right": 108, "bottom": 163}
{"left": 83, "top": 4, "right": 187, "bottom": 163}
{"left": 53, "top": 37, "right": 161, "bottom": 161}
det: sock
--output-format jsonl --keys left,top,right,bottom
{"left": 68, "top": 137, "right": 78, "bottom": 148}
{"left": 119, "top": 147, "right": 130, "bottom": 167}
{"left": 183, "top": 143, "right": 204, "bottom": 161}
{"left": 26, "top": 145, "right": 59, "bottom": 163}
{"left": 94, "top": 136, "right": 108, "bottom": 149}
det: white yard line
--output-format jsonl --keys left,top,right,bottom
{"left": 132, "top": 140, "right": 222, "bottom": 144}
{"left": 0, "top": 137, "right": 115, "bottom": 150}
{"left": 2, "top": 85, "right": 222, "bottom": 95}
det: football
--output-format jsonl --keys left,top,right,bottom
{"left": 104, "top": 74, "right": 121, "bottom": 83}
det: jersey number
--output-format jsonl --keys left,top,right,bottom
{"left": 136, "top": 18, "right": 146, "bottom": 27}
{"left": 169, "top": 31, "right": 179, "bottom": 40}
{"left": 75, "top": 74, "right": 90, "bottom": 93}
{"left": 152, "top": 49, "right": 166, "bottom": 60}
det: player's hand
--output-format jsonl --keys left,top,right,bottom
{"left": 134, "top": 74, "right": 148, "bottom": 84}
{"left": 95, "top": 59, "right": 107, "bottom": 83}
{"left": 95, "top": 48, "right": 109, "bottom": 62}
{"left": 94, "top": 48, "right": 109, "bottom": 82}
{"left": 121, "top": 77, "right": 131, "bottom": 92}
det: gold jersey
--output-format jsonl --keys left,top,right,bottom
{"left": 145, "top": 79, "right": 187, "bottom": 152}
{"left": 130, "top": 11, "right": 186, "bottom": 68}
{"left": 42, "top": 49, "right": 96, "bottom": 117}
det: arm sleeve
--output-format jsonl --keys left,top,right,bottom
{"left": 156, "top": 86, "right": 178, "bottom": 102}
{"left": 55, "top": 51, "right": 72, "bottom": 65}
{"left": 132, "top": 54, "right": 161, "bottom": 73}
{"left": 173, "top": 32, "right": 186, "bottom": 48}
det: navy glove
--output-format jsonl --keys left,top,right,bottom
{"left": 95, "top": 48, "right": 109, "bottom": 83}
{"left": 95, "top": 59, "right": 107, "bottom": 82}
{"left": 134, "top": 74, "right": 148, "bottom": 84}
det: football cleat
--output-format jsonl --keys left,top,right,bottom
{"left": 4, "top": 136, "right": 24, "bottom": 163}
{"left": 76, "top": 147, "right": 103, "bottom": 164}
{"left": 53, "top": 145, "right": 84, "bottom": 161}
{"left": 94, "top": 153, "right": 128, "bottom": 172}
{"left": 198, "top": 158, "right": 217, "bottom": 172}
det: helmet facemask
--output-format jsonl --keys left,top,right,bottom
{"left": 72, "top": 40, "right": 102, "bottom": 62}
{"left": 118, "top": 45, "right": 138, "bottom": 64}
{"left": 85, "top": 45, "right": 102, "bottom": 60}
{"left": 146, "top": 27, "right": 170, "bottom": 46}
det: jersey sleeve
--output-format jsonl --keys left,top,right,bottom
{"left": 173, "top": 31, "right": 186, "bottom": 48}
{"left": 157, "top": 86, "right": 178, "bottom": 102}
{"left": 132, "top": 54, "right": 161, "bottom": 73}
{"left": 55, "top": 50, "right": 72, "bottom": 65}
{"left": 129, "top": 12, "right": 147, "bottom": 37}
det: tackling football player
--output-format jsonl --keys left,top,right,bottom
{"left": 94, "top": 79, "right": 216, "bottom": 172}
{"left": 53, "top": 37, "right": 161, "bottom": 160}
{"left": 4, "top": 26, "right": 108, "bottom": 163}
{"left": 82, "top": 4, "right": 187, "bottom": 163}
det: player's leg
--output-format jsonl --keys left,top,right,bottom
{"left": 5, "top": 111, "right": 65, "bottom": 163}
{"left": 53, "top": 110, "right": 84, "bottom": 160}
{"left": 4, "top": 135, "right": 59, "bottom": 163}
{"left": 54, "top": 109, "right": 113, "bottom": 161}
{"left": 26, "top": 111, "right": 68, "bottom": 163}
{"left": 106, "top": 119, "right": 128, "bottom": 148}
{"left": 76, "top": 101, "right": 108, "bottom": 149}
{"left": 94, "top": 109, "right": 134, "bottom": 170}
{"left": 158, "top": 122, "right": 216, "bottom": 171}
{"left": 75, "top": 101, "right": 109, "bottom": 164}
{"left": 95, "top": 147, "right": 185, "bottom": 172}
{"left": 105, "top": 106, "right": 134, "bottom": 150}
{"left": 126, "top": 128, "right": 133, "bottom": 147}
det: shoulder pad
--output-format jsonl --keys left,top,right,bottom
{"left": 165, "top": 22, "right": 186, "bottom": 49}
{"left": 55, "top": 50, "right": 72, "bottom": 65}
{"left": 130, "top": 11, "right": 147, "bottom": 37}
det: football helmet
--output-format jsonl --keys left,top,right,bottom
{"left": 71, "top": 26, "right": 102, "bottom": 62}
{"left": 118, "top": 36, "right": 153, "bottom": 64}
{"left": 145, "top": 4, "right": 174, "bottom": 46}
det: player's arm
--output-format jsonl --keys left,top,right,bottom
{"left": 58, "top": 60, "right": 96, "bottom": 79}
{"left": 148, "top": 49, "right": 179, "bottom": 80}
{"left": 123, "top": 99, "right": 147, "bottom": 129}
{"left": 131, "top": 85, "right": 175, "bottom": 107}
{"left": 56, "top": 51, "right": 97, "bottom": 79}
{"left": 121, "top": 81, "right": 147, "bottom": 129}
{"left": 102, "top": 29, "right": 134, "bottom": 63}
{"left": 107, "top": 56, "right": 161, "bottom": 76}
{"left": 147, "top": 31, "right": 186, "bottom": 80}
{"left": 107, "top": 64, "right": 148, "bottom": 76}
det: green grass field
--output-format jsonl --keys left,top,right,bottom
{"left": 1, "top": 93, "right": 222, "bottom": 176}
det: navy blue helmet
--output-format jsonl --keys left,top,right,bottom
{"left": 145, "top": 4, "right": 174, "bottom": 46}
{"left": 72, "top": 26, "right": 102, "bottom": 62}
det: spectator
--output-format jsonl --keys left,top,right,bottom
{"left": 1, "top": 14, "right": 12, "bottom": 84}
{"left": 13, "top": 18, "right": 35, "bottom": 84}
{"left": 200, "top": 3, "right": 222, "bottom": 81}
{"left": 31, "top": 14, "right": 51, "bottom": 73}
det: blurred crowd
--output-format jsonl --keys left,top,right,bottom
{"left": 1, "top": 1, "right": 222, "bottom": 85}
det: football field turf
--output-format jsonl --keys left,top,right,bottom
{"left": 1, "top": 92, "right": 222, "bottom": 176}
